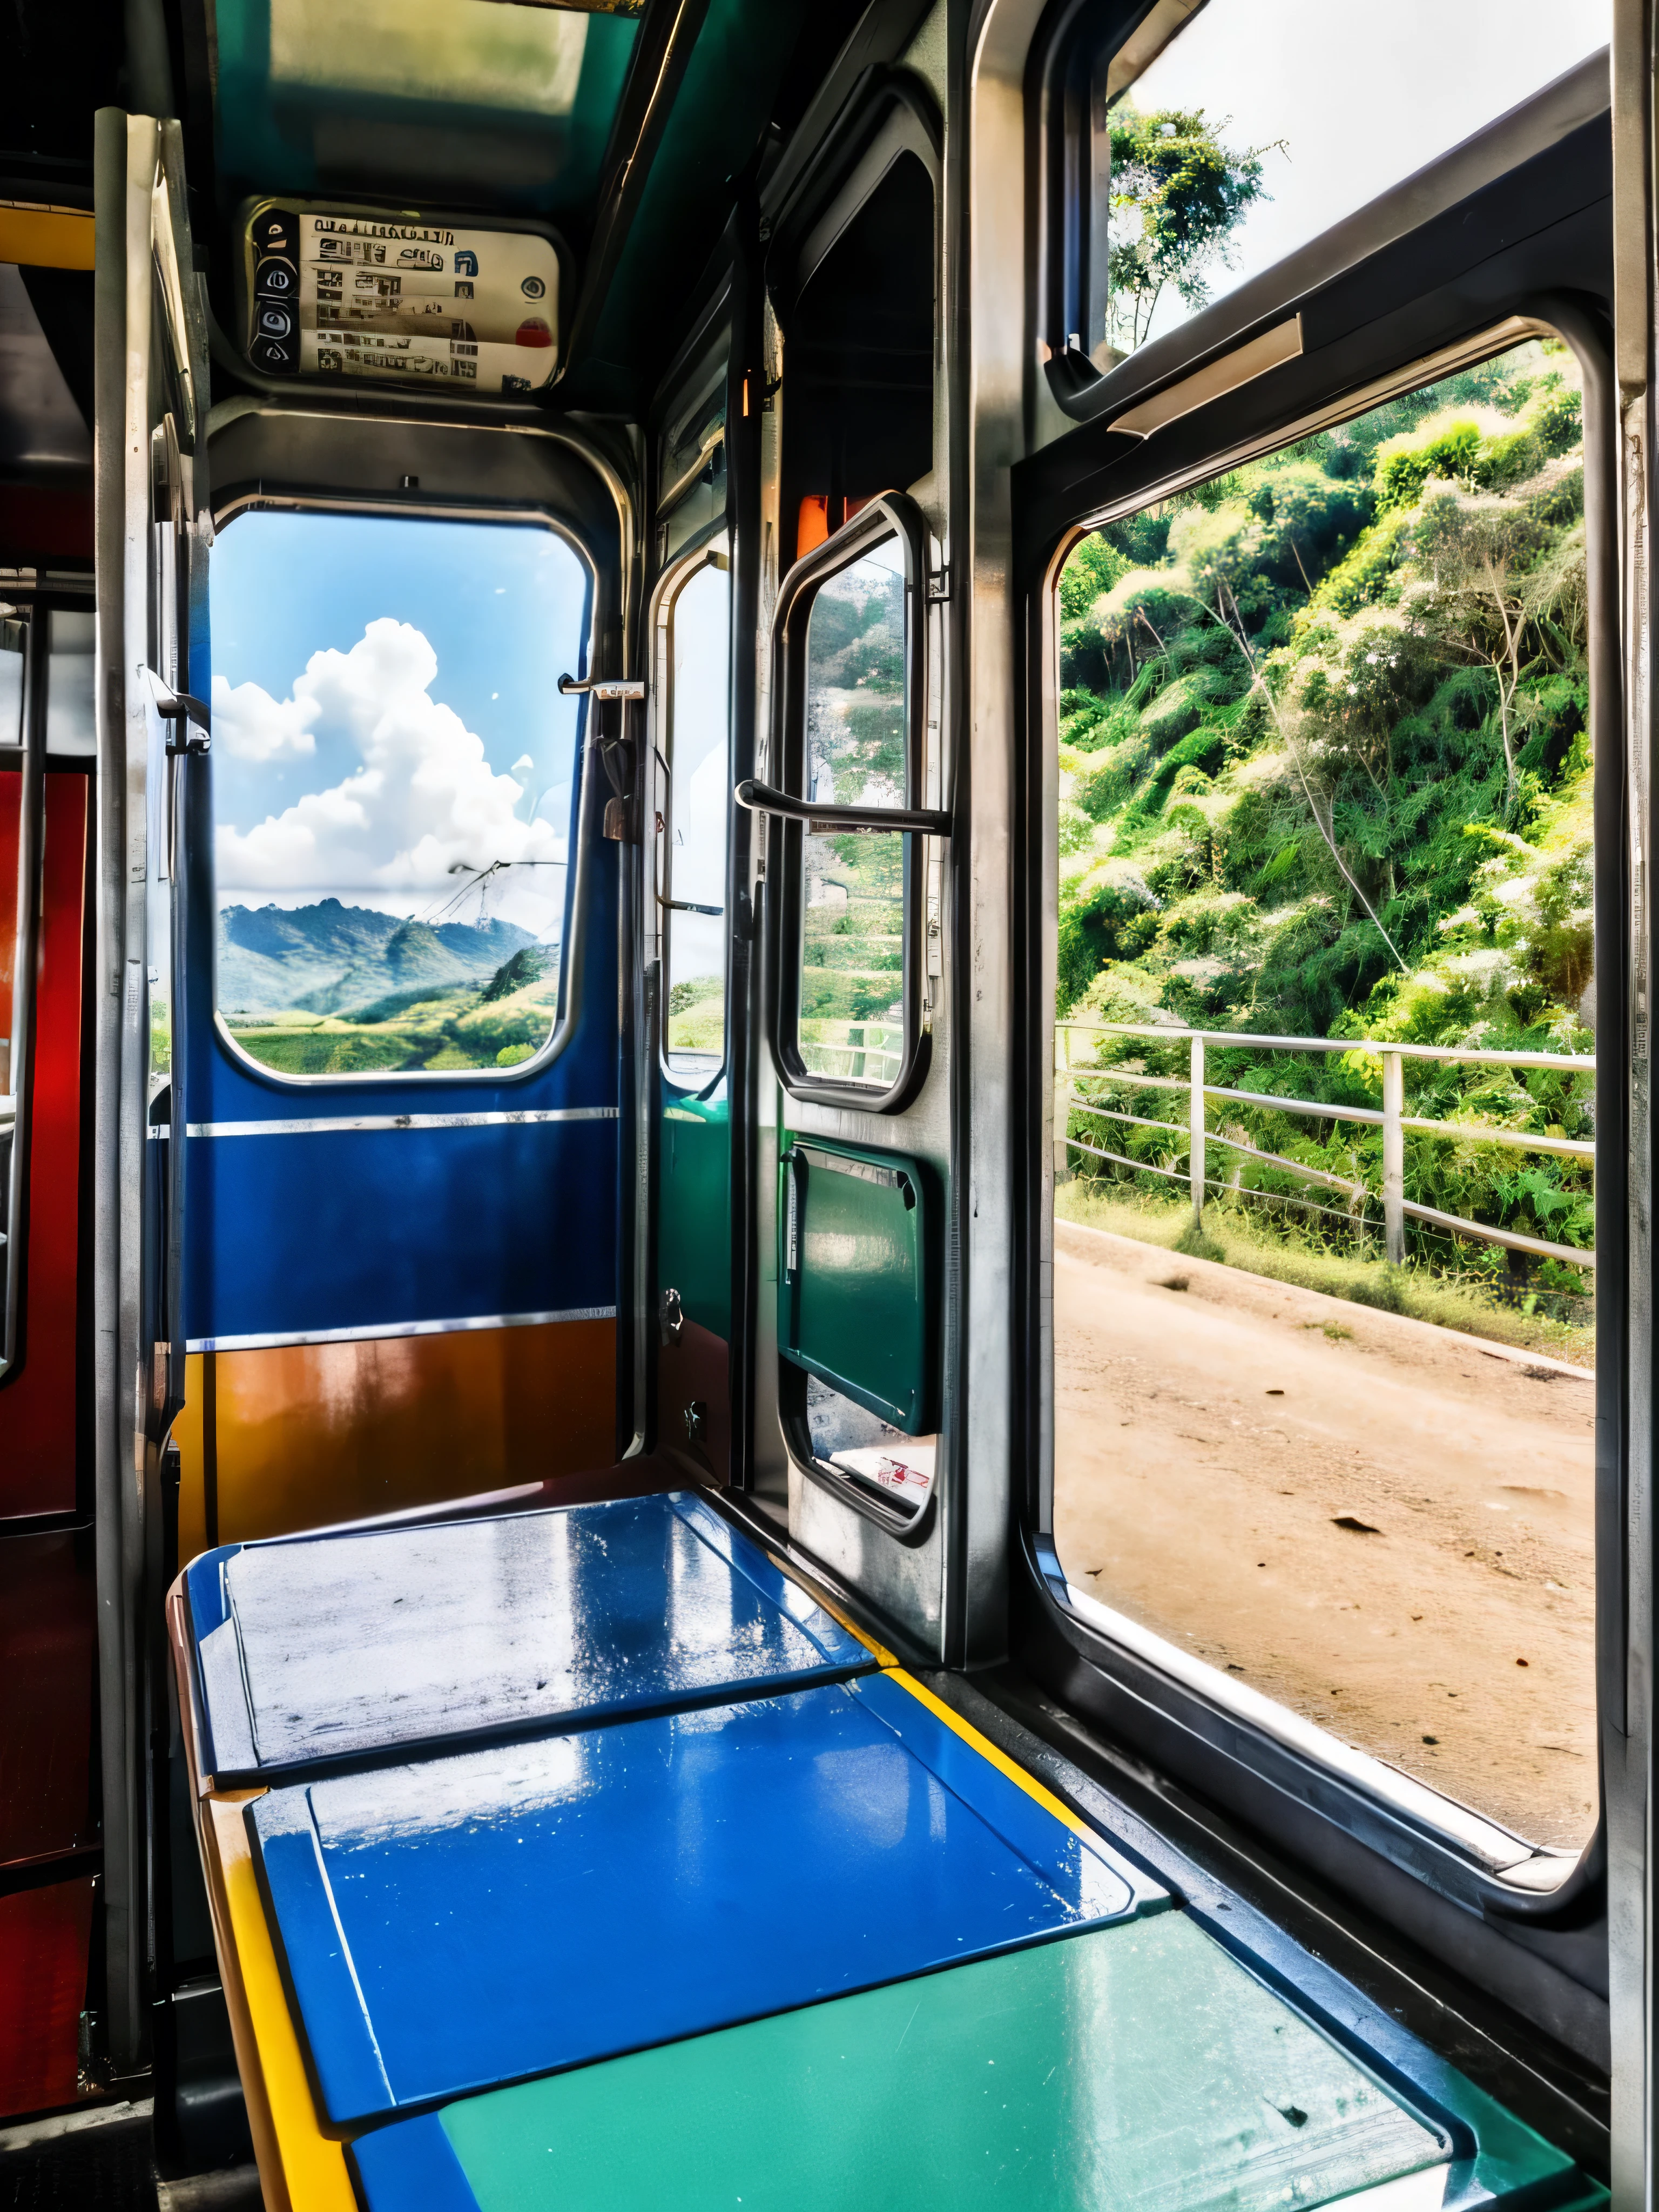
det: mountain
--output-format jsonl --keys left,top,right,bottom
{"left": 478, "top": 944, "right": 551, "bottom": 1003}
{"left": 217, "top": 898, "right": 539, "bottom": 1016}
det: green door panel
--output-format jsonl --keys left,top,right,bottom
{"left": 658, "top": 1097, "right": 730, "bottom": 1342}
{"left": 778, "top": 1137, "right": 933, "bottom": 1433}
{"left": 438, "top": 1915, "right": 1589, "bottom": 2212}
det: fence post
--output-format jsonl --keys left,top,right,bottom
{"left": 1190, "top": 1034, "right": 1205, "bottom": 1228}
{"left": 1382, "top": 1048, "right": 1404, "bottom": 1266}
{"left": 1054, "top": 1024, "right": 1072, "bottom": 1184}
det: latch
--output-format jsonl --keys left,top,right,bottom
{"left": 147, "top": 671, "right": 211, "bottom": 753}
{"left": 558, "top": 674, "right": 645, "bottom": 701}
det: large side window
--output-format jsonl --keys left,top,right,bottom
{"left": 658, "top": 548, "right": 731, "bottom": 1084}
{"left": 210, "top": 509, "right": 592, "bottom": 1080}
{"left": 1048, "top": 337, "right": 1598, "bottom": 1878}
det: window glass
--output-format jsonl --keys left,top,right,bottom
{"left": 806, "top": 1374, "right": 936, "bottom": 1522}
{"left": 1051, "top": 340, "right": 1596, "bottom": 1865}
{"left": 0, "top": 616, "right": 22, "bottom": 752}
{"left": 0, "top": 619, "right": 21, "bottom": 1102}
{"left": 1096, "top": 0, "right": 1609, "bottom": 368}
{"left": 46, "top": 610, "right": 97, "bottom": 756}
{"left": 663, "top": 555, "right": 730, "bottom": 1078}
{"left": 210, "top": 510, "right": 588, "bottom": 1078}
{"left": 1, "top": 617, "right": 24, "bottom": 1361}
{"left": 798, "top": 536, "right": 907, "bottom": 1087}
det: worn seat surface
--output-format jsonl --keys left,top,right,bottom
{"left": 344, "top": 1914, "right": 1477, "bottom": 2212}
{"left": 184, "top": 1491, "right": 868, "bottom": 1786}
{"left": 248, "top": 1669, "right": 1164, "bottom": 2123}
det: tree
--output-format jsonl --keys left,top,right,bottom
{"left": 1106, "top": 106, "right": 1280, "bottom": 354}
{"left": 1408, "top": 486, "right": 1552, "bottom": 814}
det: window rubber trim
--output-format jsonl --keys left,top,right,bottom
{"left": 205, "top": 494, "right": 604, "bottom": 1091}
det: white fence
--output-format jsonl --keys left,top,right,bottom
{"left": 1056, "top": 1021, "right": 1596, "bottom": 1271}
{"left": 801, "top": 1021, "right": 905, "bottom": 1084}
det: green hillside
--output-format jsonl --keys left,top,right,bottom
{"left": 1055, "top": 339, "right": 1593, "bottom": 1326}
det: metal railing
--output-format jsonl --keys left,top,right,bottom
{"left": 802, "top": 1021, "right": 905, "bottom": 1084}
{"left": 1056, "top": 1021, "right": 1596, "bottom": 1272}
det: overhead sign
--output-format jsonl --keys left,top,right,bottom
{"left": 241, "top": 201, "right": 562, "bottom": 394}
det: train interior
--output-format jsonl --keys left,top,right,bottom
{"left": 0, "top": 0, "right": 1647, "bottom": 2207}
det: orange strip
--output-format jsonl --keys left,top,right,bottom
{"left": 0, "top": 206, "right": 95, "bottom": 269}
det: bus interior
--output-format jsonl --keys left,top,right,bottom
{"left": 0, "top": 0, "right": 1650, "bottom": 2207}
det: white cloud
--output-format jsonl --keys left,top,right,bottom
{"left": 215, "top": 619, "right": 567, "bottom": 899}
{"left": 212, "top": 673, "right": 317, "bottom": 761}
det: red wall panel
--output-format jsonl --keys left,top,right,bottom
{"left": 0, "top": 1878, "right": 93, "bottom": 2116}
{"left": 0, "top": 1534, "right": 96, "bottom": 1869}
{"left": 2, "top": 771, "right": 89, "bottom": 1515}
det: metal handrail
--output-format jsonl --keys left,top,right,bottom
{"left": 1055, "top": 1020, "right": 1595, "bottom": 1272}
{"left": 1060, "top": 1019, "right": 1596, "bottom": 1075}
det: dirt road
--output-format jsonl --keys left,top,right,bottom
{"left": 1052, "top": 1219, "right": 1596, "bottom": 1852}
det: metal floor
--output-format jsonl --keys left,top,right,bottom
{"left": 0, "top": 2105, "right": 260, "bottom": 2212}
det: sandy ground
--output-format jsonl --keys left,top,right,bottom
{"left": 1052, "top": 1219, "right": 1596, "bottom": 1853}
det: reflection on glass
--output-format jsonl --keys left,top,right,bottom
{"left": 1, "top": 734, "right": 21, "bottom": 1359}
{"left": 45, "top": 611, "right": 95, "bottom": 756}
{"left": 0, "top": 620, "right": 22, "bottom": 1111}
{"left": 0, "top": 620, "right": 22, "bottom": 753}
{"left": 1051, "top": 340, "right": 1596, "bottom": 1860}
{"left": 1099, "top": 0, "right": 1609, "bottom": 368}
{"left": 799, "top": 536, "right": 907, "bottom": 1085}
{"left": 806, "top": 1374, "right": 936, "bottom": 1522}
{"left": 210, "top": 511, "right": 588, "bottom": 1077}
{"left": 663, "top": 557, "right": 730, "bottom": 1075}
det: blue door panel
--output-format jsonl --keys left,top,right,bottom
{"left": 184, "top": 1120, "right": 617, "bottom": 1340}
{"left": 181, "top": 834, "right": 620, "bottom": 1342}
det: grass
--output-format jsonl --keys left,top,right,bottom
{"left": 227, "top": 976, "right": 558, "bottom": 1075}
{"left": 1056, "top": 1179, "right": 1595, "bottom": 1367}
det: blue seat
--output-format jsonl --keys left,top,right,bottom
{"left": 183, "top": 1491, "right": 869, "bottom": 1786}
{"left": 249, "top": 1669, "right": 1165, "bottom": 2123}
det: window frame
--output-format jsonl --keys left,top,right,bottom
{"left": 1012, "top": 304, "right": 1620, "bottom": 1952}
{"left": 1029, "top": 0, "right": 1612, "bottom": 428}
{"left": 763, "top": 490, "right": 935, "bottom": 1115}
{"left": 0, "top": 606, "right": 45, "bottom": 1382}
{"left": 206, "top": 494, "right": 603, "bottom": 1091}
{"left": 651, "top": 524, "right": 734, "bottom": 1098}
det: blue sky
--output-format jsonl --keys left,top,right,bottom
{"left": 209, "top": 510, "right": 591, "bottom": 935}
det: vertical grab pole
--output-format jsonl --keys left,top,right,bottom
{"left": 1189, "top": 1033, "right": 1205, "bottom": 1228}
{"left": 1382, "top": 1048, "right": 1405, "bottom": 1265}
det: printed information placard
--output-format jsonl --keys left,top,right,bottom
{"left": 244, "top": 205, "right": 561, "bottom": 394}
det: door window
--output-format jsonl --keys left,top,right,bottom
{"left": 767, "top": 496, "right": 936, "bottom": 1113}
{"left": 797, "top": 536, "right": 908, "bottom": 1087}
{"left": 660, "top": 551, "right": 731, "bottom": 1082}
{"left": 210, "top": 508, "right": 591, "bottom": 1079}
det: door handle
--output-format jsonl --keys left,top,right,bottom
{"left": 558, "top": 674, "right": 645, "bottom": 700}
{"left": 147, "top": 670, "right": 211, "bottom": 751}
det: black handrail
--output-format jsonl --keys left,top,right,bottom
{"left": 734, "top": 778, "right": 950, "bottom": 836}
